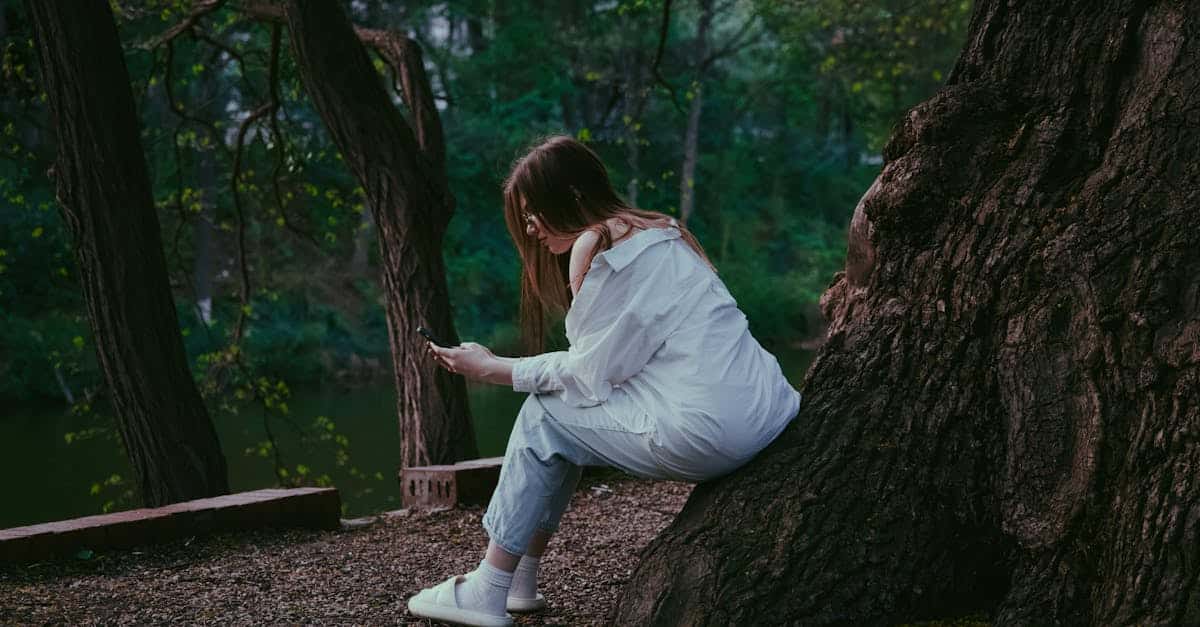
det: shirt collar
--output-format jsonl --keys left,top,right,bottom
{"left": 594, "top": 223, "right": 682, "bottom": 272}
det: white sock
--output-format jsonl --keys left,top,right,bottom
{"left": 509, "top": 554, "right": 540, "bottom": 600}
{"left": 455, "top": 559, "right": 513, "bottom": 616}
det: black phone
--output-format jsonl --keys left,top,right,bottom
{"left": 417, "top": 326, "right": 456, "bottom": 348}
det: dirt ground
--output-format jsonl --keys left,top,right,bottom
{"left": 0, "top": 472, "right": 692, "bottom": 626}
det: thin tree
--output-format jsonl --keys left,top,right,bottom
{"left": 677, "top": 0, "right": 713, "bottom": 227}
{"left": 282, "top": 0, "right": 478, "bottom": 468}
{"left": 25, "top": 0, "right": 229, "bottom": 507}
{"left": 616, "top": 0, "right": 1200, "bottom": 624}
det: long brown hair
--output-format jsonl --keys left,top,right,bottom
{"left": 502, "top": 135, "right": 714, "bottom": 353}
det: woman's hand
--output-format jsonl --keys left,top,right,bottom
{"left": 427, "top": 341, "right": 499, "bottom": 383}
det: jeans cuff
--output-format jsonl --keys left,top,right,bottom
{"left": 481, "top": 511, "right": 527, "bottom": 557}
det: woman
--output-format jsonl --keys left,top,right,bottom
{"left": 407, "top": 135, "right": 801, "bottom": 626}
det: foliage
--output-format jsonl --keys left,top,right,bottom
{"left": 0, "top": 0, "right": 970, "bottom": 514}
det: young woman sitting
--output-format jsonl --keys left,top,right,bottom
{"left": 409, "top": 135, "right": 801, "bottom": 626}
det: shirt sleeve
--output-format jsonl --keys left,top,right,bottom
{"left": 511, "top": 352, "right": 568, "bottom": 394}
{"left": 511, "top": 309, "right": 666, "bottom": 406}
{"left": 510, "top": 260, "right": 675, "bottom": 407}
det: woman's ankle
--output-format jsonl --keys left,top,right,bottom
{"left": 509, "top": 554, "right": 541, "bottom": 599}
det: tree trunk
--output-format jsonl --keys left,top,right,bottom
{"left": 284, "top": 0, "right": 478, "bottom": 468}
{"left": 26, "top": 0, "right": 229, "bottom": 507}
{"left": 678, "top": 0, "right": 713, "bottom": 227}
{"left": 349, "top": 205, "right": 374, "bottom": 278}
{"left": 623, "top": 46, "right": 643, "bottom": 206}
{"left": 467, "top": 15, "right": 487, "bottom": 55}
{"left": 616, "top": 1, "right": 1200, "bottom": 625}
{"left": 619, "top": 6, "right": 651, "bottom": 207}
{"left": 677, "top": 89, "right": 703, "bottom": 225}
{"left": 193, "top": 66, "right": 220, "bottom": 325}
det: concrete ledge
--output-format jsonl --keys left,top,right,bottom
{"left": 397, "top": 457, "right": 611, "bottom": 509}
{"left": 399, "top": 457, "right": 503, "bottom": 509}
{"left": 0, "top": 487, "right": 340, "bottom": 564}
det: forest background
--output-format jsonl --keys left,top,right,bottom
{"left": 0, "top": 0, "right": 970, "bottom": 526}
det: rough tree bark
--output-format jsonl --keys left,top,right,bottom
{"left": 616, "top": 1, "right": 1199, "bottom": 624}
{"left": 349, "top": 202, "right": 375, "bottom": 278}
{"left": 283, "top": 0, "right": 478, "bottom": 468}
{"left": 26, "top": 0, "right": 229, "bottom": 507}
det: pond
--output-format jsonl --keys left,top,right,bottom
{"left": 0, "top": 347, "right": 814, "bottom": 529}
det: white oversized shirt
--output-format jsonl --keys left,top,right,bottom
{"left": 511, "top": 224, "right": 802, "bottom": 479}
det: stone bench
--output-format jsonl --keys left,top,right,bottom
{"left": 0, "top": 487, "right": 340, "bottom": 563}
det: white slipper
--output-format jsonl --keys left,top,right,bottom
{"left": 506, "top": 592, "right": 546, "bottom": 613}
{"left": 407, "top": 575, "right": 514, "bottom": 627}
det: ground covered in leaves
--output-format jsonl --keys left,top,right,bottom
{"left": 0, "top": 472, "right": 691, "bottom": 625}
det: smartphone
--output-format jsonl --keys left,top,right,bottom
{"left": 417, "top": 326, "right": 456, "bottom": 348}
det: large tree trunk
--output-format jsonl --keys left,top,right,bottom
{"left": 26, "top": 0, "right": 229, "bottom": 507}
{"left": 616, "top": 1, "right": 1200, "bottom": 624}
{"left": 283, "top": 0, "right": 478, "bottom": 468}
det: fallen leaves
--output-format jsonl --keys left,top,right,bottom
{"left": 0, "top": 471, "right": 692, "bottom": 626}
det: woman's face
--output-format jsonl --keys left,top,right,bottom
{"left": 521, "top": 197, "right": 576, "bottom": 255}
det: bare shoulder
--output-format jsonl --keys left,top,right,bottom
{"left": 568, "top": 230, "right": 602, "bottom": 295}
{"left": 573, "top": 228, "right": 601, "bottom": 253}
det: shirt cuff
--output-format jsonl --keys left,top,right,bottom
{"left": 511, "top": 355, "right": 545, "bottom": 393}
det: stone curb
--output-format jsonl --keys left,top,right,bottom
{"left": 0, "top": 487, "right": 341, "bottom": 563}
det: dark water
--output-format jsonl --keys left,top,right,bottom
{"left": 1, "top": 347, "right": 813, "bottom": 529}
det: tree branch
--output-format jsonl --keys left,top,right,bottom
{"left": 261, "top": 24, "right": 325, "bottom": 252}
{"left": 140, "top": 0, "right": 228, "bottom": 50}
{"left": 162, "top": 42, "right": 234, "bottom": 162}
{"left": 702, "top": 16, "right": 764, "bottom": 71}
{"left": 238, "top": 0, "right": 449, "bottom": 193}
{"left": 649, "top": 0, "right": 687, "bottom": 116}
{"left": 356, "top": 29, "right": 447, "bottom": 177}
{"left": 226, "top": 25, "right": 281, "bottom": 347}
{"left": 190, "top": 29, "right": 267, "bottom": 102}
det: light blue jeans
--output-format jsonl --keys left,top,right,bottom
{"left": 481, "top": 392, "right": 732, "bottom": 557}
